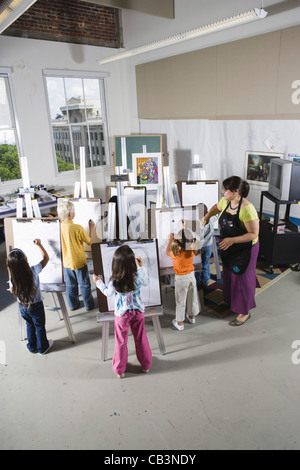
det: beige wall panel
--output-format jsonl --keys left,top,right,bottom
{"left": 276, "top": 26, "right": 300, "bottom": 114}
{"left": 136, "top": 59, "right": 173, "bottom": 119}
{"left": 216, "top": 31, "right": 281, "bottom": 116}
{"left": 136, "top": 47, "right": 217, "bottom": 119}
{"left": 136, "top": 27, "right": 300, "bottom": 120}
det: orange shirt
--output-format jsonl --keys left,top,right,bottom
{"left": 169, "top": 250, "right": 195, "bottom": 275}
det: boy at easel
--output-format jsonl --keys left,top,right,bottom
{"left": 57, "top": 200, "right": 96, "bottom": 311}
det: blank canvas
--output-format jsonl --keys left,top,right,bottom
{"left": 12, "top": 219, "right": 63, "bottom": 284}
{"left": 181, "top": 181, "right": 219, "bottom": 228}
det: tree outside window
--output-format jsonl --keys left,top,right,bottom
{"left": 0, "top": 75, "right": 21, "bottom": 182}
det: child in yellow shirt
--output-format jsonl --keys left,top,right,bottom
{"left": 58, "top": 200, "right": 95, "bottom": 311}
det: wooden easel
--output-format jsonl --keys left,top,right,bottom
{"left": 5, "top": 217, "right": 76, "bottom": 344}
{"left": 180, "top": 155, "right": 222, "bottom": 281}
{"left": 74, "top": 147, "right": 95, "bottom": 198}
{"left": 17, "top": 283, "right": 76, "bottom": 344}
{"left": 17, "top": 157, "right": 41, "bottom": 218}
{"left": 97, "top": 306, "right": 165, "bottom": 361}
{"left": 7, "top": 156, "right": 76, "bottom": 344}
{"left": 92, "top": 240, "right": 166, "bottom": 361}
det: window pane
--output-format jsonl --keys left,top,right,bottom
{"left": 65, "top": 78, "right": 85, "bottom": 123}
{"left": 46, "top": 77, "right": 68, "bottom": 123}
{"left": 71, "top": 124, "right": 89, "bottom": 167}
{"left": 89, "top": 124, "right": 106, "bottom": 166}
{"left": 83, "top": 78, "right": 102, "bottom": 121}
{"left": 0, "top": 77, "right": 13, "bottom": 128}
{"left": 45, "top": 72, "right": 110, "bottom": 174}
{"left": 52, "top": 125, "right": 75, "bottom": 172}
{"left": 0, "top": 130, "right": 21, "bottom": 181}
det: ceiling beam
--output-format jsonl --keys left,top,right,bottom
{"left": 80, "top": 0, "right": 175, "bottom": 19}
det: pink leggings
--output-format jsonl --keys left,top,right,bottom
{"left": 113, "top": 310, "right": 152, "bottom": 376}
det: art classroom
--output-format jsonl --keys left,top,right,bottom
{"left": 1, "top": 0, "right": 300, "bottom": 452}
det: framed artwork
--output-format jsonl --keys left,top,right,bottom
{"left": 287, "top": 153, "right": 300, "bottom": 163}
{"left": 245, "top": 151, "right": 284, "bottom": 186}
{"left": 114, "top": 134, "right": 165, "bottom": 170}
{"left": 132, "top": 152, "right": 163, "bottom": 190}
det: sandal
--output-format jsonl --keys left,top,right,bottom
{"left": 230, "top": 313, "right": 251, "bottom": 327}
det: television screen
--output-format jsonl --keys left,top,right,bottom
{"left": 268, "top": 159, "right": 300, "bottom": 201}
{"left": 269, "top": 162, "right": 281, "bottom": 189}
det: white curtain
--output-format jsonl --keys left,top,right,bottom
{"left": 140, "top": 118, "right": 300, "bottom": 219}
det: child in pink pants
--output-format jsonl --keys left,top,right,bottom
{"left": 93, "top": 245, "right": 152, "bottom": 378}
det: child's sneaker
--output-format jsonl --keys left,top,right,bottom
{"left": 186, "top": 314, "right": 196, "bottom": 324}
{"left": 172, "top": 319, "right": 184, "bottom": 331}
{"left": 142, "top": 369, "right": 149, "bottom": 374}
{"left": 117, "top": 373, "right": 125, "bottom": 379}
{"left": 40, "top": 339, "right": 54, "bottom": 355}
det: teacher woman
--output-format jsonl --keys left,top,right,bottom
{"left": 203, "top": 176, "right": 259, "bottom": 326}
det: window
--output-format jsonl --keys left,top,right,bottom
{"left": 44, "top": 70, "right": 110, "bottom": 174}
{"left": 0, "top": 69, "right": 22, "bottom": 182}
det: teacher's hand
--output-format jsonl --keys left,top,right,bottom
{"left": 218, "top": 238, "right": 234, "bottom": 251}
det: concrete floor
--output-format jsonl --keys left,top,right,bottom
{"left": 1, "top": 242, "right": 300, "bottom": 451}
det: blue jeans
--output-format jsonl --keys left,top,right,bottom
{"left": 64, "top": 265, "right": 94, "bottom": 310}
{"left": 195, "top": 245, "right": 212, "bottom": 289}
{"left": 19, "top": 301, "right": 49, "bottom": 354}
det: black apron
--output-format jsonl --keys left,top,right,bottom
{"left": 219, "top": 198, "right": 252, "bottom": 275}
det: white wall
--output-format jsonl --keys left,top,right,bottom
{"left": 1, "top": 0, "right": 300, "bottom": 203}
{"left": 140, "top": 118, "right": 300, "bottom": 220}
{"left": 0, "top": 36, "right": 133, "bottom": 199}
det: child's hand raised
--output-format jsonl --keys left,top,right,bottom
{"left": 33, "top": 238, "right": 42, "bottom": 246}
{"left": 93, "top": 274, "right": 101, "bottom": 283}
{"left": 136, "top": 256, "right": 143, "bottom": 267}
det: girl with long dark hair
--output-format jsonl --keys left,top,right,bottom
{"left": 7, "top": 239, "right": 53, "bottom": 354}
{"left": 93, "top": 245, "right": 152, "bottom": 378}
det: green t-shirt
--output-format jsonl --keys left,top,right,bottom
{"left": 218, "top": 197, "right": 259, "bottom": 244}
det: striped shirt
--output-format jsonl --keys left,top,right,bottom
{"left": 96, "top": 267, "right": 149, "bottom": 316}
{"left": 202, "top": 215, "right": 217, "bottom": 247}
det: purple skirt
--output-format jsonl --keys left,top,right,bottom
{"left": 222, "top": 241, "right": 259, "bottom": 316}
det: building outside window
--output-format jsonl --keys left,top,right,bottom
{"left": 0, "top": 68, "right": 22, "bottom": 183}
{"left": 44, "top": 70, "right": 110, "bottom": 174}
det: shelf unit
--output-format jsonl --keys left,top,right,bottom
{"left": 259, "top": 191, "right": 300, "bottom": 274}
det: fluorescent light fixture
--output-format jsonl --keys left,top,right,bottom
{"left": 98, "top": 8, "right": 268, "bottom": 65}
{"left": 0, "top": 0, "right": 38, "bottom": 34}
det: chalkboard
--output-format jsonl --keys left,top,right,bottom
{"left": 92, "top": 240, "right": 162, "bottom": 313}
{"left": 5, "top": 218, "right": 63, "bottom": 285}
{"left": 114, "top": 134, "right": 165, "bottom": 169}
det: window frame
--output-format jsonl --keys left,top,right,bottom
{"left": 43, "top": 69, "right": 111, "bottom": 176}
{"left": 0, "top": 67, "right": 23, "bottom": 186}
